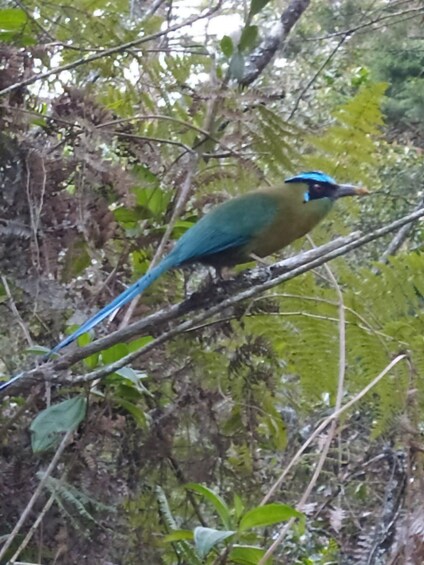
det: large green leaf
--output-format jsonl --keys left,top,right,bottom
{"left": 248, "top": 0, "right": 273, "bottom": 18}
{"left": 186, "top": 483, "right": 232, "bottom": 529}
{"left": 239, "top": 26, "right": 258, "bottom": 53}
{"left": 30, "top": 397, "right": 87, "bottom": 453}
{"left": 229, "top": 545, "right": 270, "bottom": 564}
{"left": 229, "top": 52, "right": 245, "bottom": 80}
{"left": 193, "top": 526, "right": 235, "bottom": 558}
{"left": 239, "top": 503, "right": 302, "bottom": 531}
{"left": 0, "top": 8, "right": 33, "bottom": 45}
{"left": 0, "top": 8, "right": 27, "bottom": 30}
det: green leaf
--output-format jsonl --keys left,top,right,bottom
{"left": 248, "top": 0, "right": 272, "bottom": 19}
{"left": 229, "top": 52, "right": 245, "bottom": 80}
{"left": 239, "top": 26, "right": 258, "bottom": 52}
{"left": 24, "top": 345, "right": 52, "bottom": 356}
{"left": 115, "top": 399, "right": 147, "bottom": 428}
{"left": 193, "top": 526, "right": 235, "bottom": 558}
{"left": 163, "top": 529, "right": 194, "bottom": 543}
{"left": 128, "top": 335, "right": 154, "bottom": 353}
{"left": 101, "top": 343, "right": 129, "bottom": 364}
{"left": 233, "top": 494, "right": 245, "bottom": 520}
{"left": 112, "top": 367, "right": 153, "bottom": 396}
{"left": 134, "top": 186, "right": 171, "bottom": 218}
{"left": 220, "top": 35, "right": 234, "bottom": 57}
{"left": 30, "top": 397, "right": 87, "bottom": 453}
{"left": 229, "top": 545, "right": 270, "bottom": 564}
{"left": 76, "top": 329, "right": 91, "bottom": 347}
{"left": 186, "top": 483, "right": 232, "bottom": 529}
{"left": 0, "top": 9, "right": 27, "bottom": 31}
{"left": 239, "top": 503, "right": 302, "bottom": 531}
{"left": 115, "top": 367, "right": 147, "bottom": 384}
{"left": 0, "top": 8, "right": 33, "bottom": 45}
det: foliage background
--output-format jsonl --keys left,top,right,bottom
{"left": 1, "top": 0, "right": 424, "bottom": 563}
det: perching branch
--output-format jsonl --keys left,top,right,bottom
{"left": 1, "top": 206, "right": 423, "bottom": 396}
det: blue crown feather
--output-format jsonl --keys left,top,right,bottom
{"left": 285, "top": 171, "right": 337, "bottom": 185}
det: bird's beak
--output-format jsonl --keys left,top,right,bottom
{"left": 334, "top": 184, "right": 370, "bottom": 199}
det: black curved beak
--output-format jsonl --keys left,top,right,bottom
{"left": 334, "top": 183, "right": 369, "bottom": 198}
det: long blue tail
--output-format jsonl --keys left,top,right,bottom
{"left": 50, "top": 255, "right": 178, "bottom": 355}
{"left": 0, "top": 256, "right": 177, "bottom": 394}
{"left": 0, "top": 371, "right": 25, "bottom": 393}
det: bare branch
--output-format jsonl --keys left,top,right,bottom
{"left": 0, "top": 430, "right": 73, "bottom": 561}
{"left": 258, "top": 354, "right": 408, "bottom": 564}
{"left": 1, "top": 206, "right": 423, "bottom": 396}
{"left": 381, "top": 195, "right": 424, "bottom": 262}
{"left": 240, "top": 0, "right": 312, "bottom": 87}
{"left": 0, "top": 4, "right": 222, "bottom": 97}
{"left": 305, "top": 5, "right": 424, "bottom": 41}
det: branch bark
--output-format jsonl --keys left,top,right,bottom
{"left": 1, "top": 206, "right": 423, "bottom": 396}
{"left": 240, "top": 0, "right": 312, "bottom": 87}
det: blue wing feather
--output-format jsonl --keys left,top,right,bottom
{"left": 170, "top": 192, "right": 278, "bottom": 263}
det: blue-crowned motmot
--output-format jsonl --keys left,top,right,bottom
{"left": 0, "top": 171, "right": 368, "bottom": 392}
{"left": 51, "top": 170, "right": 368, "bottom": 352}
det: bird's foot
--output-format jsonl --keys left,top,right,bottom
{"left": 249, "top": 253, "right": 272, "bottom": 267}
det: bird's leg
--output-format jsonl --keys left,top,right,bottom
{"left": 249, "top": 253, "right": 272, "bottom": 267}
{"left": 214, "top": 266, "right": 223, "bottom": 280}
{"left": 249, "top": 253, "right": 274, "bottom": 282}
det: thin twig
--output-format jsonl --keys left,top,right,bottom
{"left": 258, "top": 354, "right": 408, "bottom": 564}
{"left": 260, "top": 238, "right": 347, "bottom": 556}
{"left": 0, "top": 429, "right": 73, "bottom": 561}
{"left": 96, "top": 114, "right": 243, "bottom": 159}
{"left": 119, "top": 153, "right": 198, "bottom": 327}
{"left": 9, "top": 493, "right": 55, "bottom": 562}
{"left": 1, "top": 277, "right": 33, "bottom": 346}
{"left": 0, "top": 3, "right": 222, "bottom": 97}
{"left": 304, "top": 5, "right": 424, "bottom": 41}
{"left": 381, "top": 195, "right": 424, "bottom": 263}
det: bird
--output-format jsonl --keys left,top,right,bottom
{"left": 0, "top": 171, "right": 368, "bottom": 393}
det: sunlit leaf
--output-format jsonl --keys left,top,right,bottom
{"left": 229, "top": 545, "right": 270, "bottom": 564}
{"left": 239, "top": 503, "right": 302, "bottom": 531}
{"left": 0, "top": 8, "right": 27, "bottom": 30}
{"left": 101, "top": 343, "right": 129, "bottom": 364}
{"left": 186, "top": 483, "right": 232, "bottom": 529}
{"left": 163, "top": 529, "right": 194, "bottom": 543}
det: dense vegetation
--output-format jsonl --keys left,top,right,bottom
{"left": 1, "top": 0, "right": 424, "bottom": 563}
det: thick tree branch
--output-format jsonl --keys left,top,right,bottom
{"left": 1, "top": 207, "right": 423, "bottom": 396}
{"left": 240, "top": 0, "right": 312, "bottom": 87}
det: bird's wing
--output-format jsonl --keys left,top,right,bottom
{"left": 170, "top": 192, "right": 278, "bottom": 263}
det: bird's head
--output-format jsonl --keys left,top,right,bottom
{"left": 285, "top": 171, "right": 369, "bottom": 203}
